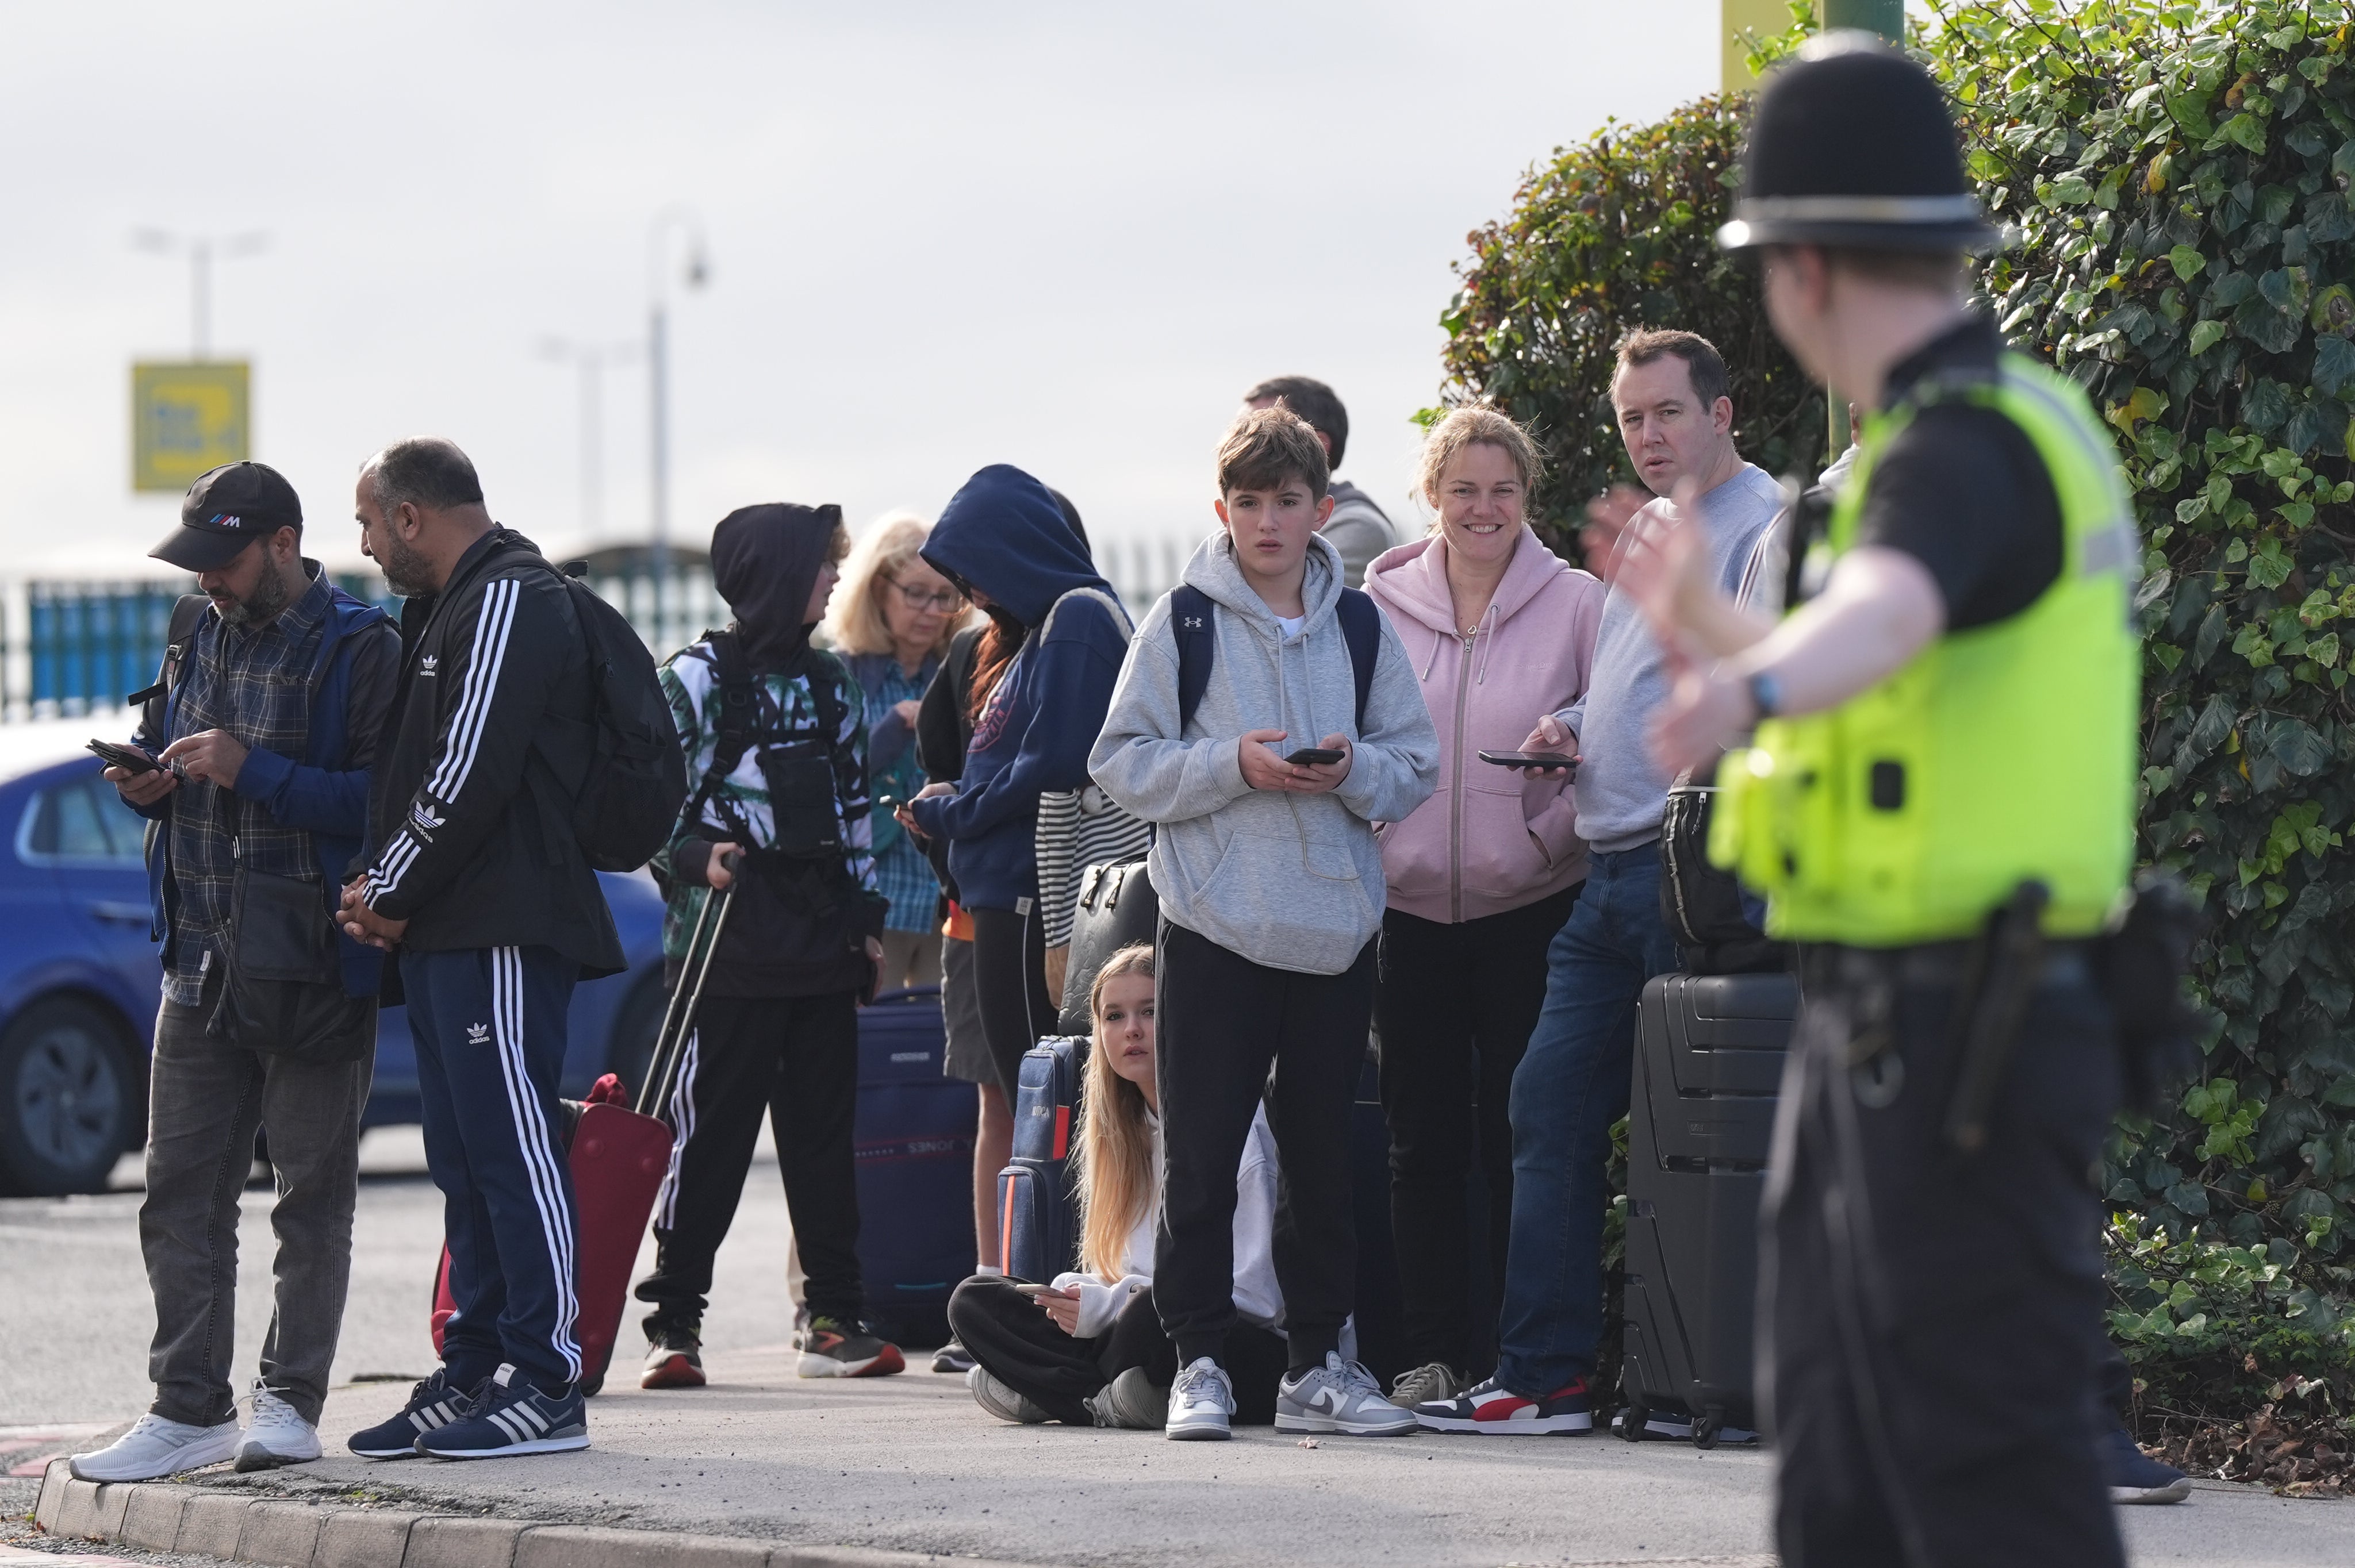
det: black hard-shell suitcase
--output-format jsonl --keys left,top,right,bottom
{"left": 997, "top": 1036, "right": 1086, "bottom": 1280}
{"left": 853, "top": 986, "right": 977, "bottom": 1346}
{"left": 1620, "top": 970, "right": 1798, "bottom": 1447}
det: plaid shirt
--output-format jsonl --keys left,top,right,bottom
{"left": 160, "top": 572, "right": 331, "bottom": 1005}
{"left": 854, "top": 658, "right": 945, "bottom": 933}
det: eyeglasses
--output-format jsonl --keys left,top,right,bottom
{"left": 885, "top": 579, "right": 964, "bottom": 613}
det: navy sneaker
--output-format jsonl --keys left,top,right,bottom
{"left": 347, "top": 1370, "right": 480, "bottom": 1459}
{"left": 2100, "top": 1427, "right": 2191, "bottom": 1504}
{"left": 1414, "top": 1374, "right": 1594, "bottom": 1434}
{"left": 415, "top": 1364, "right": 588, "bottom": 1459}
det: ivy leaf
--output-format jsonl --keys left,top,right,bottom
{"left": 2189, "top": 319, "right": 2227, "bottom": 355}
{"left": 2220, "top": 113, "right": 2269, "bottom": 155}
{"left": 2315, "top": 334, "right": 2355, "bottom": 396}
{"left": 2268, "top": 718, "right": 2333, "bottom": 776}
{"left": 2168, "top": 244, "right": 2207, "bottom": 280}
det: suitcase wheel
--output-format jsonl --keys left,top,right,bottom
{"left": 1619, "top": 1404, "right": 1648, "bottom": 1444}
{"left": 1692, "top": 1408, "right": 1723, "bottom": 1450}
{"left": 581, "top": 1371, "right": 605, "bottom": 1398}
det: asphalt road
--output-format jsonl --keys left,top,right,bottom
{"left": 6, "top": 1131, "right": 2353, "bottom": 1566}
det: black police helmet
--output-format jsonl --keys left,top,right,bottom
{"left": 1717, "top": 31, "right": 2000, "bottom": 254}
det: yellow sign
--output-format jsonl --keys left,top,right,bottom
{"left": 132, "top": 361, "right": 250, "bottom": 493}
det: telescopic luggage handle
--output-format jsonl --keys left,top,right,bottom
{"left": 634, "top": 851, "right": 741, "bottom": 1124}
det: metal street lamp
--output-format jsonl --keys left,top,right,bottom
{"left": 538, "top": 336, "right": 642, "bottom": 541}
{"left": 646, "top": 208, "right": 710, "bottom": 642}
{"left": 131, "top": 228, "right": 268, "bottom": 360}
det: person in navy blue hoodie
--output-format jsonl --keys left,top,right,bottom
{"left": 75, "top": 462, "right": 398, "bottom": 1484}
{"left": 900, "top": 464, "right": 1133, "bottom": 1121}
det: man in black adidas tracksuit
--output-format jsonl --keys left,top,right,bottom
{"left": 337, "top": 438, "right": 624, "bottom": 1461}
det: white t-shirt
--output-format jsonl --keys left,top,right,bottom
{"left": 1274, "top": 612, "right": 1306, "bottom": 641}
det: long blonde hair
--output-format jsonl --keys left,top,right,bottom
{"left": 822, "top": 510, "right": 968, "bottom": 658}
{"left": 1075, "top": 944, "right": 1158, "bottom": 1284}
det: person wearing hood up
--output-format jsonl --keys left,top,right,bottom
{"left": 899, "top": 466, "right": 1134, "bottom": 1134}
{"left": 633, "top": 503, "right": 900, "bottom": 1389}
{"left": 1090, "top": 406, "right": 1440, "bottom": 1441}
{"left": 1359, "top": 408, "right": 1604, "bottom": 1419}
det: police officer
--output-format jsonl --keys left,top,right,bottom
{"left": 1636, "top": 34, "right": 2139, "bottom": 1568}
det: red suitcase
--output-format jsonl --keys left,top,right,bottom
{"left": 432, "top": 877, "right": 737, "bottom": 1395}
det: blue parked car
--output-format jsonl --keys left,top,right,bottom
{"left": 0, "top": 721, "right": 670, "bottom": 1196}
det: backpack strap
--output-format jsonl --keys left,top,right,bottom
{"left": 127, "top": 593, "right": 214, "bottom": 739}
{"left": 1169, "top": 583, "right": 1379, "bottom": 733}
{"left": 1169, "top": 583, "right": 1215, "bottom": 731}
{"left": 682, "top": 628, "right": 764, "bottom": 845}
{"left": 1336, "top": 587, "right": 1379, "bottom": 733}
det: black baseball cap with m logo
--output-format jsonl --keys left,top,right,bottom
{"left": 149, "top": 461, "right": 304, "bottom": 572}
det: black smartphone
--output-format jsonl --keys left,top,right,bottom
{"left": 87, "top": 739, "right": 159, "bottom": 775}
{"left": 1284, "top": 747, "right": 1345, "bottom": 767}
{"left": 876, "top": 794, "right": 901, "bottom": 814}
{"left": 1478, "top": 749, "right": 1578, "bottom": 771}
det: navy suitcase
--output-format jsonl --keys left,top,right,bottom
{"left": 854, "top": 986, "right": 977, "bottom": 1347}
{"left": 997, "top": 1036, "right": 1086, "bottom": 1280}
{"left": 1619, "top": 970, "right": 1798, "bottom": 1447}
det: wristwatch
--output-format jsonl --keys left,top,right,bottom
{"left": 1746, "top": 670, "right": 1783, "bottom": 721}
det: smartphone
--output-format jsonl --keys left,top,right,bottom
{"left": 87, "top": 739, "right": 159, "bottom": 775}
{"left": 1284, "top": 747, "right": 1345, "bottom": 767}
{"left": 1012, "top": 1282, "right": 1060, "bottom": 1297}
{"left": 1478, "top": 749, "right": 1578, "bottom": 772}
{"left": 876, "top": 794, "right": 901, "bottom": 814}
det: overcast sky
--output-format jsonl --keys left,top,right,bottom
{"left": 3, "top": 0, "right": 1725, "bottom": 581}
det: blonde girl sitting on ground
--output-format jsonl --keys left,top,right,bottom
{"left": 945, "top": 944, "right": 1288, "bottom": 1429}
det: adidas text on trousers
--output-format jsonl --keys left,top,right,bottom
{"left": 405, "top": 943, "right": 582, "bottom": 1392}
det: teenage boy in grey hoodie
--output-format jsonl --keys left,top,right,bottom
{"left": 1091, "top": 407, "right": 1439, "bottom": 1441}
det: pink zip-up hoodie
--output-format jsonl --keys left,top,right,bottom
{"left": 1364, "top": 524, "right": 1606, "bottom": 924}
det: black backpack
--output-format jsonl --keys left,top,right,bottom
{"left": 1169, "top": 583, "right": 1382, "bottom": 731}
{"left": 542, "top": 561, "right": 689, "bottom": 873}
{"left": 1658, "top": 764, "right": 1786, "bottom": 975}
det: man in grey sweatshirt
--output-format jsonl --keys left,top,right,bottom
{"left": 1092, "top": 407, "right": 1437, "bottom": 1441}
{"left": 1414, "top": 330, "right": 1781, "bottom": 1435}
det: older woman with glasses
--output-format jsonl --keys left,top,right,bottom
{"left": 825, "top": 511, "right": 970, "bottom": 987}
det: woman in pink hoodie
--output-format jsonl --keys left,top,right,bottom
{"left": 1361, "top": 408, "right": 1605, "bottom": 1410}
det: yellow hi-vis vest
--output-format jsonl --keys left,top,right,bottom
{"left": 1710, "top": 352, "right": 2142, "bottom": 946}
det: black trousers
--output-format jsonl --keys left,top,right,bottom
{"left": 1374, "top": 883, "right": 1579, "bottom": 1374}
{"left": 971, "top": 902, "right": 1054, "bottom": 1099}
{"left": 1764, "top": 948, "right": 2125, "bottom": 1568}
{"left": 948, "top": 1276, "right": 1288, "bottom": 1425}
{"left": 1155, "top": 918, "right": 1374, "bottom": 1371}
{"left": 635, "top": 990, "right": 866, "bottom": 1328}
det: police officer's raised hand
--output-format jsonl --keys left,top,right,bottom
{"left": 104, "top": 760, "right": 177, "bottom": 807}
{"left": 1581, "top": 484, "right": 1658, "bottom": 579}
{"left": 1652, "top": 635, "right": 1751, "bottom": 777}
{"left": 161, "top": 729, "right": 250, "bottom": 789}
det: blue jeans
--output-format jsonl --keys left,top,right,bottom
{"left": 1496, "top": 846, "right": 1680, "bottom": 1396}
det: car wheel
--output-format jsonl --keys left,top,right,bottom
{"left": 0, "top": 998, "right": 139, "bottom": 1196}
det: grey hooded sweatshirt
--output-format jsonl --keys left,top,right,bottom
{"left": 1090, "top": 531, "right": 1439, "bottom": 976}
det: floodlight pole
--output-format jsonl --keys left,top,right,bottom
{"left": 647, "top": 209, "right": 710, "bottom": 644}
{"left": 132, "top": 228, "right": 267, "bottom": 360}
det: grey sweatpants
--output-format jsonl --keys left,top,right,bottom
{"left": 139, "top": 979, "right": 373, "bottom": 1427}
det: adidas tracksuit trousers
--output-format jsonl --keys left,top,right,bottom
{"left": 406, "top": 944, "right": 582, "bottom": 1393}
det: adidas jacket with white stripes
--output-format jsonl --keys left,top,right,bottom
{"left": 361, "top": 526, "right": 626, "bottom": 976}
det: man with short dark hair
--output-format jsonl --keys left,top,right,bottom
{"left": 72, "top": 462, "right": 398, "bottom": 1482}
{"left": 339, "top": 437, "right": 624, "bottom": 1461}
{"left": 1242, "top": 375, "right": 1396, "bottom": 589}
{"left": 1410, "top": 328, "right": 1782, "bottom": 1436}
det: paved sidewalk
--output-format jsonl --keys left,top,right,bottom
{"left": 31, "top": 1348, "right": 2348, "bottom": 1568}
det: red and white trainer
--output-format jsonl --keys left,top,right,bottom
{"left": 1413, "top": 1374, "right": 1593, "bottom": 1434}
{"left": 795, "top": 1316, "right": 906, "bottom": 1378}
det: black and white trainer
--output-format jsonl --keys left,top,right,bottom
{"left": 346, "top": 1370, "right": 479, "bottom": 1459}
{"left": 415, "top": 1364, "right": 588, "bottom": 1459}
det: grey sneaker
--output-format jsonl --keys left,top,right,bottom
{"left": 1277, "top": 1351, "right": 1419, "bottom": 1435}
{"left": 967, "top": 1365, "right": 1049, "bottom": 1424}
{"left": 70, "top": 1413, "right": 241, "bottom": 1481}
{"left": 1086, "top": 1366, "right": 1166, "bottom": 1429}
{"left": 1390, "top": 1361, "right": 1460, "bottom": 1411}
{"left": 1165, "top": 1357, "right": 1234, "bottom": 1441}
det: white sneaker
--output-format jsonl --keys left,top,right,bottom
{"left": 966, "top": 1365, "right": 1050, "bottom": 1424}
{"left": 1165, "top": 1357, "right": 1234, "bottom": 1442}
{"left": 70, "top": 1413, "right": 241, "bottom": 1481}
{"left": 1276, "top": 1351, "right": 1419, "bottom": 1435}
{"left": 235, "top": 1380, "right": 322, "bottom": 1472}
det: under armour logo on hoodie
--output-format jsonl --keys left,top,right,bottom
{"left": 1181, "top": 616, "right": 1204, "bottom": 629}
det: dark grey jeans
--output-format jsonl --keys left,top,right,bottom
{"left": 139, "top": 977, "right": 373, "bottom": 1427}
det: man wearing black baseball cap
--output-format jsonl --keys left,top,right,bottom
{"left": 72, "top": 462, "right": 400, "bottom": 1484}
{"left": 1617, "top": 32, "right": 2158, "bottom": 1567}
